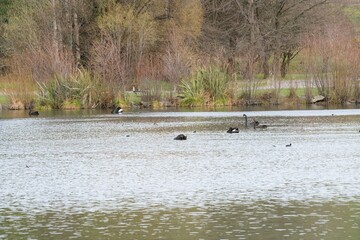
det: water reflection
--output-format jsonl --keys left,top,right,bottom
{"left": 0, "top": 109, "right": 360, "bottom": 239}
{"left": 1, "top": 201, "right": 359, "bottom": 239}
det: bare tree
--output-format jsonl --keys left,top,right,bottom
{"left": 302, "top": 10, "right": 360, "bottom": 102}
{"left": 202, "top": 0, "right": 330, "bottom": 79}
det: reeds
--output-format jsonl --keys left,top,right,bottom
{"left": 0, "top": 73, "right": 36, "bottom": 109}
{"left": 302, "top": 21, "right": 360, "bottom": 104}
{"left": 37, "top": 69, "right": 114, "bottom": 109}
{"left": 179, "top": 66, "right": 230, "bottom": 106}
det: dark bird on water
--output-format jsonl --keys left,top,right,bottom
{"left": 250, "top": 117, "right": 267, "bottom": 129}
{"left": 111, "top": 106, "right": 123, "bottom": 114}
{"left": 243, "top": 114, "right": 261, "bottom": 128}
{"left": 286, "top": 143, "right": 292, "bottom": 147}
{"left": 174, "top": 134, "right": 187, "bottom": 140}
{"left": 227, "top": 127, "right": 239, "bottom": 133}
{"left": 243, "top": 114, "right": 250, "bottom": 127}
{"left": 28, "top": 109, "right": 39, "bottom": 116}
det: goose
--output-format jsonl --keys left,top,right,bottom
{"left": 286, "top": 143, "right": 292, "bottom": 147}
{"left": 174, "top": 134, "right": 187, "bottom": 140}
{"left": 227, "top": 127, "right": 239, "bottom": 133}
{"left": 111, "top": 106, "right": 123, "bottom": 114}
{"left": 29, "top": 109, "right": 39, "bottom": 116}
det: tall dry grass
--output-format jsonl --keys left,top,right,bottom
{"left": 0, "top": 73, "right": 36, "bottom": 109}
{"left": 302, "top": 20, "right": 360, "bottom": 103}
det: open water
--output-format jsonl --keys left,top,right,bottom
{"left": 0, "top": 107, "right": 359, "bottom": 239}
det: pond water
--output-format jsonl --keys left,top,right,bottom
{"left": 0, "top": 107, "right": 360, "bottom": 239}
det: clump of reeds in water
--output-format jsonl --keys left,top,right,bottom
{"left": 179, "top": 66, "right": 230, "bottom": 106}
{"left": 36, "top": 69, "right": 114, "bottom": 109}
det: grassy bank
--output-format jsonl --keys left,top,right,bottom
{"left": 1, "top": 69, "right": 359, "bottom": 110}
{"left": 0, "top": 82, "right": 348, "bottom": 111}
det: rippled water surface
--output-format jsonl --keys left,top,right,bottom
{"left": 1, "top": 108, "right": 360, "bottom": 239}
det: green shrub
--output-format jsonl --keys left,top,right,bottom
{"left": 123, "top": 92, "right": 141, "bottom": 106}
{"left": 179, "top": 66, "right": 230, "bottom": 106}
{"left": 37, "top": 69, "right": 114, "bottom": 109}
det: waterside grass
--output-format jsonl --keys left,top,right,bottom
{"left": 36, "top": 70, "right": 114, "bottom": 109}
{"left": 179, "top": 66, "right": 231, "bottom": 106}
{"left": 0, "top": 73, "right": 37, "bottom": 109}
{"left": 0, "top": 70, "right": 358, "bottom": 110}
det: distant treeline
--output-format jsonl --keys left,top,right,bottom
{"left": 0, "top": 0, "right": 359, "bottom": 109}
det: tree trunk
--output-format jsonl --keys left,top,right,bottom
{"left": 281, "top": 51, "right": 294, "bottom": 78}
{"left": 71, "top": 0, "right": 81, "bottom": 67}
{"left": 262, "top": 52, "right": 270, "bottom": 79}
{"left": 227, "top": 34, "right": 236, "bottom": 75}
{"left": 51, "top": 0, "right": 60, "bottom": 65}
{"left": 280, "top": 55, "right": 287, "bottom": 78}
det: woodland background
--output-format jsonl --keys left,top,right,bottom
{"left": 1, "top": 0, "right": 360, "bottom": 109}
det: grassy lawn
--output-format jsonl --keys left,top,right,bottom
{"left": 282, "top": 73, "right": 308, "bottom": 81}
{"left": 256, "top": 87, "right": 318, "bottom": 98}
{"left": 278, "top": 88, "right": 318, "bottom": 98}
{"left": 343, "top": 4, "right": 360, "bottom": 35}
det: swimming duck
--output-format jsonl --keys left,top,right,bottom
{"left": 251, "top": 118, "right": 267, "bottom": 129}
{"left": 28, "top": 109, "right": 39, "bottom": 116}
{"left": 174, "top": 134, "right": 187, "bottom": 140}
{"left": 111, "top": 106, "right": 123, "bottom": 114}
{"left": 227, "top": 127, "right": 239, "bottom": 133}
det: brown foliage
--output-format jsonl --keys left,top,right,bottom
{"left": 302, "top": 12, "right": 360, "bottom": 103}
{"left": 1, "top": 0, "right": 360, "bottom": 108}
{"left": 1, "top": 73, "right": 36, "bottom": 109}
